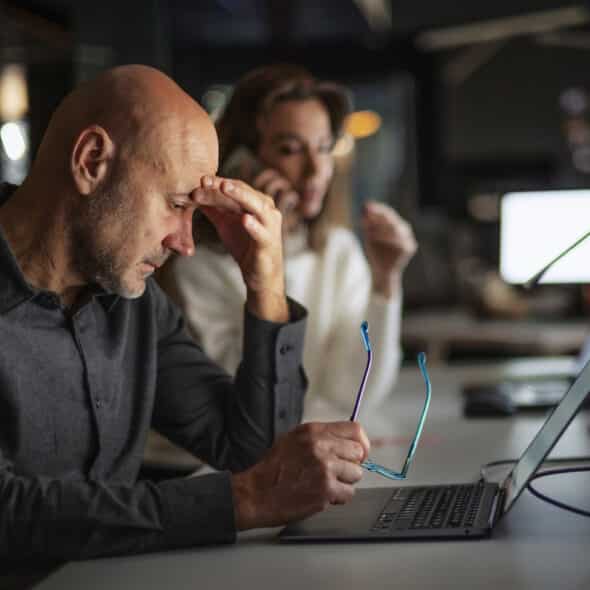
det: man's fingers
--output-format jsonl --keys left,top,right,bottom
{"left": 198, "top": 205, "right": 240, "bottom": 224}
{"left": 197, "top": 207, "right": 247, "bottom": 248}
{"left": 332, "top": 458, "right": 364, "bottom": 485}
{"left": 326, "top": 420, "right": 370, "bottom": 444}
{"left": 328, "top": 480, "right": 357, "bottom": 505}
{"left": 304, "top": 421, "right": 371, "bottom": 459}
{"left": 327, "top": 438, "right": 366, "bottom": 463}
{"left": 192, "top": 186, "right": 243, "bottom": 214}
{"left": 196, "top": 177, "right": 277, "bottom": 222}
{"left": 200, "top": 204, "right": 273, "bottom": 248}
{"left": 241, "top": 213, "right": 272, "bottom": 244}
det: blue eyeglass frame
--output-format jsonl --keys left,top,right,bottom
{"left": 350, "top": 321, "right": 432, "bottom": 481}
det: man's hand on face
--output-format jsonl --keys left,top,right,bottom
{"left": 191, "top": 175, "right": 288, "bottom": 323}
{"left": 230, "top": 421, "right": 370, "bottom": 530}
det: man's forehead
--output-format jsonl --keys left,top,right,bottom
{"left": 149, "top": 118, "right": 217, "bottom": 175}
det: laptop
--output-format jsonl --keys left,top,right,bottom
{"left": 279, "top": 356, "right": 590, "bottom": 542}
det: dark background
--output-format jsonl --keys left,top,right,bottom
{"left": 3, "top": 0, "right": 590, "bottom": 325}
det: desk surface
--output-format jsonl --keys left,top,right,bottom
{"left": 36, "top": 358, "right": 590, "bottom": 590}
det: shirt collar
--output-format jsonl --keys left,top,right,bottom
{"left": 0, "top": 183, "right": 120, "bottom": 313}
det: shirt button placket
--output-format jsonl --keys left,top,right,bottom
{"left": 74, "top": 311, "right": 102, "bottom": 416}
{"left": 73, "top": 306, "right": 105, "bottom": 477}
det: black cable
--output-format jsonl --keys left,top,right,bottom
{"left": 479, "top": 456, "right": 590, "bottom": 480}
{"left": 526, "top": 466, "right": 590, "bottom": 517}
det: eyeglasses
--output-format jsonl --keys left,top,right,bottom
{"left": 350, "top": 321, "right": 431, "bottom": 480}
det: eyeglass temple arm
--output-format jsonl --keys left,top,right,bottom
{"left": 400, "top": 352, "right": 432, "bottom": 477}
{"left": 524, "top": 229, "right": 590, "bottom": 289}
{"left": 361, "top": 352, "right": 431, "bottom": 481}
{"left": 350, "top": 321, "right": 372, "bottom": 421}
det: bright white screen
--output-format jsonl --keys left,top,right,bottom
{"left": 500, "top": 190, "right": 590, "bottom": 284}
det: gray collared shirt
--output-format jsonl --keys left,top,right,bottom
{"left": 0, "top": 183, "right": 307, "bottom": 563}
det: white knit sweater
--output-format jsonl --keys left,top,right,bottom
{"left": 172, "top": 226, "right": 402, "bottom": 421}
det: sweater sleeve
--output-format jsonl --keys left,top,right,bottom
{"left": 307, "top": 230, "right": 403, "bottom": 414}
{"left": 171, "top": 249, "right": 246, "bottom": 375}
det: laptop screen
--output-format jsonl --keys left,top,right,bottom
{"left": 502, "top": 357, "right": 590, "bottom": 512}
{"left": 499, "top": 189, "right": 590, "bottom": 284}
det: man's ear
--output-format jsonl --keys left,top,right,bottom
{"left": 71, "top": 125, "right": 115, "bottom": 195}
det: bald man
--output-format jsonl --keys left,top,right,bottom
{"left": 0, "top": 65, "right": 369, "bottom": 564}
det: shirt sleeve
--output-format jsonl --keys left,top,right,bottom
{"left": 151, "top": 285, "right": 308, "bottom": 472}
{"left": 0, "top": 456, "right": 237, "bottom": 561}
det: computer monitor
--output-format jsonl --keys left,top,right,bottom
{"left": 499, "top": 189, "right": 590, "bottom": 284}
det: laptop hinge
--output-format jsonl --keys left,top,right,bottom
{"left": 488, "top": 487, "right": 506, "bottom": 527}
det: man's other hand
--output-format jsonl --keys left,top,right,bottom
{"left": 192, "top": 176, "right": 288, "bottom": 322}
{"left": 230, "top": 421, "right": 370, "bottom": 530}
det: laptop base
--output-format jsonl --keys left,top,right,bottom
{"left": 279, "top": 484, "right": 499, "bottom": 542}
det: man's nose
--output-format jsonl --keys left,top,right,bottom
{"left": 163, "top": 215, "right": 195, "bottom": 257}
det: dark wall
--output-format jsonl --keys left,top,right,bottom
{"left": 27, "top": 62, "right": 73, "bottom": 159}
{"left": 420, "top": 37, "right": 590, "bottom": 211}
{"left": 444, "top": 39, "right": 590, "bottom": 160}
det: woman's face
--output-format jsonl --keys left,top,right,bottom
{"left": 256, "top": 98, "right": 335, "bottom": 221}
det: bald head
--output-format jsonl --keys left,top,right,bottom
{"left": 5, "top": 65, "right": 220, "bottom": 301}
{"left": 33, "top": 64, "right": 218, "bottom": 181}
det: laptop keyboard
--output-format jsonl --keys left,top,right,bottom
{"left": 371, "top": 483, "right": 485, "bottom": 532}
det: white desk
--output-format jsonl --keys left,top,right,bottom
{"left": 35, "top": 358, "right": 590, "bottom": 590}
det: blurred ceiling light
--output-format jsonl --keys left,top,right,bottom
{"left": 0, "top": 64, "right": 28, "bottom": 120}
{"left": 416, "top": 6, "right": 590, "bottom": 50}
{"left": 353, "top": 0, "right": 392, "bottom": 32}
{"left": 332, "top": 133, "right": 355, "bottom": 157}
{"left": 443, "top": 41, "right": 505, "bottom": 86}
{"left": 345, "top": 110, "right": 382, "bottom": 139}
{"left": 1, "top": 122, "right": 27, "bottom": 161}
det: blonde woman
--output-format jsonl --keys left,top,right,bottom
{"left": 169, "top": 64, "right": 417, "bottom": 419}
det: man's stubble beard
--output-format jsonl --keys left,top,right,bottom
{"left": 69, "top": 179, "right": 141, "bottom": 299}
